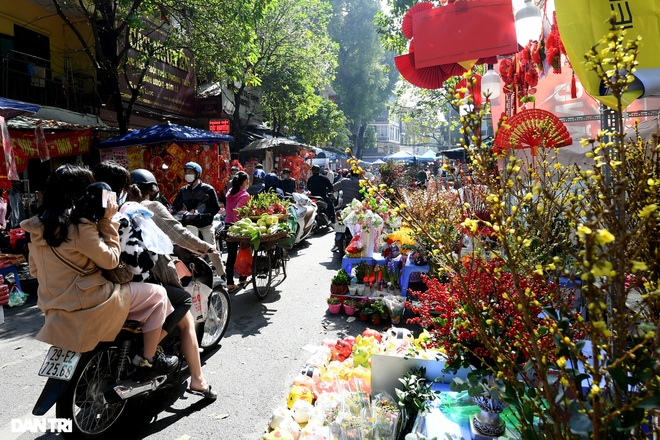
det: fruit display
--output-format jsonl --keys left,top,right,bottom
{"left": 227, "top": 214, "right": 291, "bottom": 248}
{"left": 236, "top": 193, "right": 290, "bottom": 219}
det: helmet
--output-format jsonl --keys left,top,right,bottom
{"left": 184, "top": 161, "right": 203, "bottom": 175}
{"left": 281, "top": 168, "right": 291, "bottom": 174}
{"left": 255, "top": 163, "right": 264, "bottom": 169}
{"left": 130, "top": 169, "right": 157, "bottom": 185}
{"left": 254, "top": 169, "right": 266, "bottom": 180}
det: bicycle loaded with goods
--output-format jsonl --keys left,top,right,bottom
{"left": 226, "top": 193, "right": 295, "bottom": 299}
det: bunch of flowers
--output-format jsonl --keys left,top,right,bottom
{"left": 407, "top": 256, "right": 580, "bottom": 376}
{"left": 340, "top": 198, "right": 384, "bottom": 233}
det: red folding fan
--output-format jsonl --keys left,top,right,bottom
{"left": 493, "top": 109, "right": 573, "bottom": 154}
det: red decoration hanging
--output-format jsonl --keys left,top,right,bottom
{"left": 493, "top": 109, "right": 573, "bottom": 154}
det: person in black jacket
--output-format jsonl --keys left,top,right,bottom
{"left": 171, "top": 162, "right": 224, "bottom": 275}
{"left": 307, "top": 165, "right": 335, "bottom": 222}
{"left": 278, "top": 169, "right": 297, "bottom": 195}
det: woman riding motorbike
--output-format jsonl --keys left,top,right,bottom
{"left": 94, "top": 162, "right": 217, "bottom": 400}
{"left": 21, "top": 165, "right": 178, "bottom": 380}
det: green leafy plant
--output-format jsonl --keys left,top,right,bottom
{"left": 343, "top": 299, "right": 359, "bottom": 308}
{"left": 327, "top": 297, "right": 341, "bottom": 305}
{"left": 395, "top": 367, "right": 441, "bottom": 438}
{"left": 370, "top": 299, "right": 388, "bottom": 317}
{"left": 331, "top": 269, "right": 351, "bottom": 286}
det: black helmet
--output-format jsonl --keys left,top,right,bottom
{"left": 130, "top": 169, "right": 157, "bottom": 185}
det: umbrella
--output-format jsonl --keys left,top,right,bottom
{"left": 415, "top": 150, "right": 438, "bottom": 162}
{"left": 371, "top": 159, "right": 386, "bottom": 165}
{"left": 240, "top": 137, "right": 308, "bottom": 156}
{"left": 384, "top": 151, "right": 416, "bottom": 161}
{"left": 99, "top": 122, "right": 233, "bottom": 148}
{"left": 0, "top": 97, "right": 40, "bottom": 119}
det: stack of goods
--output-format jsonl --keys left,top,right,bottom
{"left": 264, "top": 327, "right": 440, "bottom": 439}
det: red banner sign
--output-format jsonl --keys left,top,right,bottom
{"left": 9, "top": 128, "right": 93, "bottom": 158}
{"left": 209, "top": 119, "right": 231, "bottom": 134}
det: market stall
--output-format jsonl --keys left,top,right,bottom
{"left": 98, "top": 122, "right": 233, "bottom": 201}
{"left": 239, "top": 137, "right": 313, "bottom": 185}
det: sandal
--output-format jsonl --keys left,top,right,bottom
{"left": 187, "top": 385, "right": 218, "bottom": 401}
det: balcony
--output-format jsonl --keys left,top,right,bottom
{"left": 0, "top": 51, "right": 99, "bottom": 115}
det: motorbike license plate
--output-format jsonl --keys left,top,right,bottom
{"left": 38, "top": 346, "right": 81, "bottom": 381}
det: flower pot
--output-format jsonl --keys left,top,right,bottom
{"left": 343, "top": 304, "right": 357, "bottom": 316}
{"left": 328, "top": 303, "right": 342, "bottom": 314}
{"left": 356, "top": 284, "right": 366, "bottom": 296}
{"left": 359, "top": 311, "right": 370, "bottom": 322}
{"left": 348, "top": 285, "right": 358, "bottom": 296}
{"left": 371, "top": 314, "right": 382, "bottom": 325}
{"left": 330, "top": 284, "right": 348, "bottom": 295}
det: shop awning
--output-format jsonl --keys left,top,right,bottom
{"left": 99, "top": 122, "right": 233, "bottom": 148}
{"left": 240, "top": 137, "right": 308, "bottom": 156}
{"left": 0, "top": 97, "right": 40, "bottom": 119}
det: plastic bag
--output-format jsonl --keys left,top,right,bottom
{"left": 371, "top": 391, "right": 402, "bottom": 440}
{"left": 7, "top": 285, "right": 27, "bottom": 307}
{"left": 235, "top": 244, "right": 253, "bottom": 277}
{"left": 382, "top": 295, "right": 405, "bottom": 324}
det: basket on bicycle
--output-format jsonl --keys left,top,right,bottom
{"left": 248, "top": 213, "right": 290, "bottom": 222}
{"left": 226, "top": 230, "right": 288, "bottom": 244}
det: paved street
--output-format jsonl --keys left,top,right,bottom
{"left": 0, "top": 230, "right": 388, "bottom": 439}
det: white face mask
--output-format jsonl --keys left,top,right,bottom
{"left": 184, "top": 174, "right": 196, "bottom": 183}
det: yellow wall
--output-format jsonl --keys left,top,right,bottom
{"left": 0, "top": 1, "right": 95, "bottom": 83}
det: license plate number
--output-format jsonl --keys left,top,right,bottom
{"left": 38, "top": 347, "right": 81, "bottom": 380}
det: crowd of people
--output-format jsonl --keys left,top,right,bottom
{"left": 21, "top": 157, "right": 371, "bottom": 408}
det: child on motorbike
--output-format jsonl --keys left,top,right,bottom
{"left": 94, "top": 162, "right": 217, "bottom": 400}
{"left": 21, "top": 165, "right": 178, "bottom": 380}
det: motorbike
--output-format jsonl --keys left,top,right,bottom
{"left": 333, "top": 191, "right": 353, "bottom": 257}
{"left": 287, "top": 192, "right": 317, "bottom": 245}
{"left": 32, "top": 253, "right": 231, "bottom": 438}
{"left": 307, "top": 194, "right": 331, "bottom": 232}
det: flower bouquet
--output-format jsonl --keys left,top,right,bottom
{"left": 341, "top": 199, "right": 385, "bottom": 257}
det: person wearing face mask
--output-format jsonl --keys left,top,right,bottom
{"left": 171, "top": 162, "right": 224, "bottom": 276}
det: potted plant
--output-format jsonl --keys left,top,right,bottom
{"left": 331, "top": 269, "right": 350, "bottom": 295}
{"left": 370, "top": 299, "right": 387, "bottom": 325}
{"left": 358, "top": 301, "right": 373, "bottom": 322}
{"left": 327, "top": 297, "right": 342, "bottom": 314}
{"left": 343, "top": 299, "right": 359, "bottom": 316}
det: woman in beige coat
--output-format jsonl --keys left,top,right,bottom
{"left": 21, "top": 165, "right": 178, "bottom": 378}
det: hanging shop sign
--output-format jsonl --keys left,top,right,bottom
{"left": 9, "top": 128, "right": 93, "bottom": 158}
{"left": 121, "top": 27, "right": 196, "bottom": 118}
{"left": 209, "top": 119, "right": 231, "bottom": 135}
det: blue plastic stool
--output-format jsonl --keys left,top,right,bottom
{"left": 400, "top": 258, "right": 429, "bottom": 296}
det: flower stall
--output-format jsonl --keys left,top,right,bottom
{"left": 98, "top": 122, "right": 233, "bottom": 202}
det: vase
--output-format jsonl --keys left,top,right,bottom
{"left": 356, "top": 284, "right": 366, "bottom": 296}
{"left": 343, "top": 304, "right": 356, "bottom": 316}
{"left": 361, "top": 229, "right": 374, "bottom": 258}
{"left": 330, "top": 284, "right": 348, "bottom": 295}
{"left": 471, "top": 395, "right": 506, "bottom": 439}
{"left": 328, "top": 303, "right": 342, "bottom": 314}
{"left": 348, "top": 285, "right": 358, "bottom": 296}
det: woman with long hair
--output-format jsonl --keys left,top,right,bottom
{"left": 21, "top": 164, "right": 178, "bottom": 379}
{"left": 224, "top": 171, "right": 250, "bottom": 291}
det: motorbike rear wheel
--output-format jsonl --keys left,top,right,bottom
{"left": 198, "top": 287, "right": 231, "bottom": 349}
{"left": 56, "top": 347, "right": 126, "bottom": 439}
{"left": 252, "top": 247, "right": 272, "bottom": 299}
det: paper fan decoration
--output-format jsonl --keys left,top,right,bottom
{"left": 493, "top": 109, "right": 573, "bottom": 154}
{"left": 394, "top": 50, "right": 465, "bottom": 90}
{"left": 402, "top": 1, "right": 433, "bottom": 39}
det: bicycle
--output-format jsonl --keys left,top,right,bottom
{"left": 252, "top": 236, "right": 289, "bottom": 300}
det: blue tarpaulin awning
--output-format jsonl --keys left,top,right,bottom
{"left": 0, "top": 97, "right": 40, "bottom": 119}
{"left": 99, "top": 122, "right": 233, "bottom": 148}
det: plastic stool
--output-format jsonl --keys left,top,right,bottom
{"left": 400, "top": 259, "right": 429, "bottom": 296}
